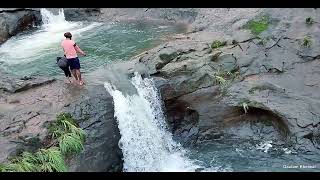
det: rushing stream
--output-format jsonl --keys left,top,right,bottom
{"left": 0, "top": 8, "right": 186, "bottom": 77}
{"left": 0, "top": 9, "right": 319, "bottom": 172}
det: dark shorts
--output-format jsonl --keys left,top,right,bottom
{"left": 68, "top": 57, "right": 81, "bottom": 70}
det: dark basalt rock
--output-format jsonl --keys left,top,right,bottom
{"left": 0, "top": 8, "right": 41, "bottom": 44}
{"left": 66, "top": 85, "right": 123, "bottom": 172}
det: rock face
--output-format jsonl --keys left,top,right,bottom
{"left": 0, "top": 8, "right": 41, "bottom": 44}
{"left": 63, "top": 8, "right": 101, "bottom": 21}
{"left": 97, "top": 8, "right": 197, "bottom": 24}
{"left": 67, "top": 85, "right": 123, "bottom": 172}
{"left": 126, "top": 8, "right": 320, "bottom": 153}
{"left": 0, "top": 70, "right": 56, "bottom": 94}
{"left": 0, "top": 80, "right": 123, "bottom": 171}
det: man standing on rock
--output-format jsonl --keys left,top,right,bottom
{"left": 61, "top": 32, "right": 86, "bottom": 86}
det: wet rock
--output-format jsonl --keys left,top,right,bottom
{"left": 0, "top": 81, "right": 122, "bottom": 171}
{"left": 66, "top": 85, "right": 123, "bottom": 172}
{"left": 0, "top": 70, "right": 56, "bottom": 93}
{"left": 217, "top": 53, "right": 238, "bottom": 72}
{"left": 188, "top": 127, "right": 199, "bottom": 138}
{"left": 63, "top": 8, "right": 101, "bottom": 21}
{"left": 98, "top": 8, "right": 198, "bottom": 24}
{"left": 0, "top": 8, "right": 41, "bottom": 44}
{"left": 127, "top": 8, "right": 320, "bottom": 152}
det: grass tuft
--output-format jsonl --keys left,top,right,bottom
{"left": 35, "top": 147, "right": 67, "bottom": 172}
{"left": 1, "top": 148, "right": 66, "bottom": 172}
{"left": 244, "top": 16, "right": 269, "bottom": 35}
{"left": 302, "top": 35, "right": 312, "bottom": 48}
{"left": 58, "top": 133, "right": 84, "bottom": 156}
{"left": 1, "top": 113, "right": 85, "bottom": 172}
{"left": 211, "top": 40, "right": 227, "bottom": 49}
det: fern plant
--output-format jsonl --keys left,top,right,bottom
{"left": 0, "top": 164, "right": 4, "bottom": 172}
{"left": 1, "top": 113, "right": 85, "bottom": 172}
{"left": 2, "top": 152, "right": 39, "bottom": 172}
{"left": 35, "top": 147, "right": 67, "bottom": 172}
{"left": 2, "top": 148, "right": 67, "bottom": 172}
{"left": 49, "top": 113, "right": 86, "bottom": 156}
{"left": 58, "top": 133, "right": 84, "bottom": 156}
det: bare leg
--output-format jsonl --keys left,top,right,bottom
{"left": 71, "top": 69, "right": 79, "bottom": 84}
{"left": 71, "top": 69, "right": 77, "bottom": 80}
{"left": 76, "top": 70, "right": 84, "bottom": 85}
{"left": 66, "top": 77, "right": 72, "bottom": 83}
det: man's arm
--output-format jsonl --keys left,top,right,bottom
{"left": 74, "top": 43, "right": 86, "bottom": 56}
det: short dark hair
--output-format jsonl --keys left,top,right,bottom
{"left": 64, "top": 32, "right": 72, "bottom": 39}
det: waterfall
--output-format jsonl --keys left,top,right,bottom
{"left": 104, "top": 73, "right": 200, "bottom": 172}
{"left": 40, "top": 8, "right": 81, "bottom": 33}
{"left": 40, "top": 8, "right": 67, "bottom": 25}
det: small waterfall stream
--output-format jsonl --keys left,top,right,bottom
{"left": 104, "top": 73, "right": 201, "bottom": 172}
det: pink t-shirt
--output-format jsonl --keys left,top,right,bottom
{"left": 61, "top": 39, "right": 77, "bottom": 59}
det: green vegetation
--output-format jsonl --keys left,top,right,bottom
{"left": 213, "top": 67, "right": 241, "bottom": 96}
{"left": 1, "top": 147, "right": 66, "bottom": 172}
{"left": 244, "top": 16, "right": 270, "bottom": 35}
{"left": 302, "top": 35, "right": 312, "bottom": 48}
{"left": 211, "top": 40, "right": 227, "bottom": 49}
{"left": 214, "top": 75, "right": 227, "bottom": 85}
{"left": 50, "top": 113, "right": 85, "bottom": 156}
{"left": 306, "top": 17, "right": 314, "bottom": 25}
{"left": 58, "top": 133, "right": 84, "bottom": 156}
{"left": 1, "top": 113, "right": 85, "bottom": 172}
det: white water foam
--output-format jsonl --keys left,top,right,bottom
{"left": 104, "top": 73, "right": 201, "bottom": 172}
{"left": 0, "top": 8, "right": 102, "bottom": 65}
{"left": 256, "top": 140, "right": 273, "bottom": 153}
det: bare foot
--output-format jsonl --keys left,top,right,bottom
{"left": 71, "top": 79, "right": 78, "bottom": 85}
{"left": 65, "top": 78, "right": 72, "bottom": 84}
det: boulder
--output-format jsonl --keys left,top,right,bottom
{"left": 0, "top": 9, "right": 41, "bottom": 44}
{"left": 67, "top": 85, "right": 123, "bottom": 172}
{"left": 0, "top": 80, "right": 123, "bottom": 172}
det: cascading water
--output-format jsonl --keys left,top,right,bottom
{"left": 104, "top": 73, "right": 201, "bottom": 172}
{"left": 0, "top": 8, "right": 101, "bottom": 65}
{"left": 40, "top": 8, "right": 74, "bottom": 32}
